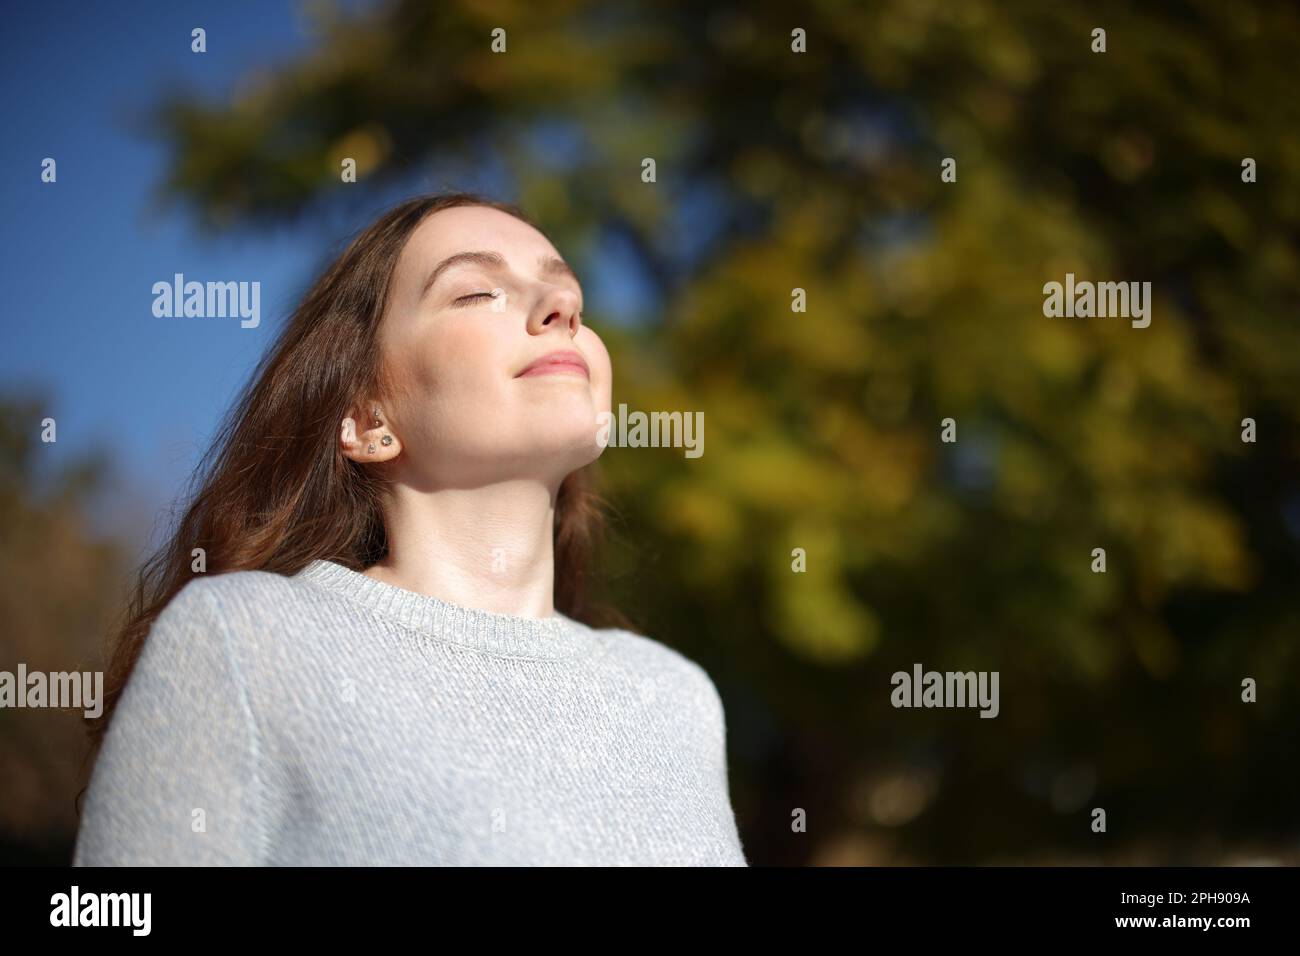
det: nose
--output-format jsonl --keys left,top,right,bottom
{"left": 528, "top": 286, "right": 583, "bottom": 338}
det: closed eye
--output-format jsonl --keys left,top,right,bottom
{"left": 454, "top": 291, "right": 500, "bottom": 305}
{"left": 453, "top": 290, "right": 586, "bottom": 319}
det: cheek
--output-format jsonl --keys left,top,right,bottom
{"left": 411, "top": 318, "right": 511, "bottom": 400}
{"left": 580, "top": 329, "right": 614, "bottom": 408}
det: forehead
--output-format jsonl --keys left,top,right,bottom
{"left": 396, "top": 205, "right": 559, "bottom": 280}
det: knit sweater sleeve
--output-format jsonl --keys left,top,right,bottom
{"left": 702, "top": 671, "right": 733, "bottom": 792}
{"left": 690, "top": 662, "right": 749, "bottom": 862}
{"left": 73, "top": 580, "right": 269, "bottom": 866}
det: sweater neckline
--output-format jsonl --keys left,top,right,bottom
{"left": 295, "top": 559, "right": 599, "bottom": 660}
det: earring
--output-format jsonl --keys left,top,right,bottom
{"left": 367, "top": 442, "right": 376, "bottom": 454}
{"left": 371, "top": 409, "right": 382, "bottom": 428}
{"left": 381, "top": 434, "right": 393, "bottom": 446}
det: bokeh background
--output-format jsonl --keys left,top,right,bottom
{"left": 3, "top": 0, "right": 1298, "bottom": 865}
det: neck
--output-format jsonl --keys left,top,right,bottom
{"left": 364, "top": 477, "right": 558, "bottom": 618}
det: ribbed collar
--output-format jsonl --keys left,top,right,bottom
{"left": 295, "top": 559, "right": 599, "bottom": 660}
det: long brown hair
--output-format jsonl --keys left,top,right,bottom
{"left": 82, "top": 191, "right": 623, "bottom": 763}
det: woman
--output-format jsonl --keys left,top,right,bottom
{"left": 73, "top": 192, "right": 748, "bottom": 866}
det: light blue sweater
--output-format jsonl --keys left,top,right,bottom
{"left": 73, "top": 559, "right": 748, "bottom": 866}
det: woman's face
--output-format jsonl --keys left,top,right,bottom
{"left": 364, "top": 204, "right": 612, "bottom": 488}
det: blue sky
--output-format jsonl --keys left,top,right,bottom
{"left": 2, "top": 2, "right": 322, "bottom": 538}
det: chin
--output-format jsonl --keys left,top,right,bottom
{"left": 538, "top": 429, "right": 607, "bottom": 474}
{"left": 527, "top": 398, "right": 601, "bottom": 430}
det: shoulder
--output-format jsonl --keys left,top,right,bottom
{"left": 161, "top": 567, "right": 306, "bottom": 621}
{"left": 150, "top": 568, "right": 313, "bottom": 660}
{"left": 140, "top": 568, "right": 322, "bottom": 695}
{"left": 596, "top": 624, "right": 726, "bottom": 716}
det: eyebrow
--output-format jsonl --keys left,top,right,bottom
{"left": 419, "top": 251, "right": 582, "bottom": 300}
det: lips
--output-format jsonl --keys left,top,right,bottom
{"left": 515, "top": 349, "right": 590, "bottom": 379}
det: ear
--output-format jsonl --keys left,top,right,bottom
{"left": 340, "top": 403, "right": 401, "bottom": 463}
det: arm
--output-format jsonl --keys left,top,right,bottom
{"left": 73, "top": 581, "right": 269, "bottom": 865}
{"left": 693, "top": 663, "right": 750, "bottom": 865}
